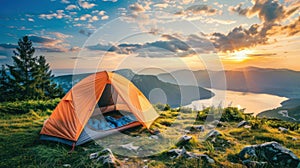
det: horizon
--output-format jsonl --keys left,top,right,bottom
{"left": 0, "top": 0, "right": 299, "bottom": 72}
{"left": 52, "top": 66, "right": 300, "bottom": 76}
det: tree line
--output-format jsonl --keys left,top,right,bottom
{"left": 0, "top": 36, "right": 64, "bottom": 102}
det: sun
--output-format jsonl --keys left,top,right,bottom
{"left": 231, "top": 50, "right": 252, "bottom": 62}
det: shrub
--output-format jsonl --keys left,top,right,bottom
{"left": 155, "top": 103, "right": 171, "bottom": 111}
{"left": 220, "top": 107, "right": 244, "bottom": 122}
{"left": 0, "top": 98, "right": 60, "bottom": 114}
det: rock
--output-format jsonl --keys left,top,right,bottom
{"left": 206, "top": 124, "right": 215, "bottom": 129}
{"left": 120, "top": 142, "right": 139, "bottom": 152}
{"left": 151, "top": 129, "right": 161, "bottom": 135}
{"left": 90, "top": 152, "right": 99, "bottom": 159}
{"left": 149, "top": 135, "right": 159, "bottom": 140}
{"left": 62, "top": 164, "right": 71, "bottom": 167}
{"left": 237, "top": 120, "right": 249, "bottom": 128}
{"left": 97, "top": 148, "right": 120, "bottom": 167}
{"left": 177, "top": 135, "right": 192, "bottom": 145}
{"left": 242, "top": 160, "right": 268, "bottom": 167}
{"left": 209, "top": 120, "right": 223, "bottom": 127}
{"left": 183, "top": 129, "right": 191, "bottom": 134}
{"left": 239, "top": 141, "right": 300, "bottom": 168}
{"left": 244, "top": 125, "right": 251, "bottom": 129}
{"left": 278, "top": 127, "right": 288, "bottom": 133}
{"left": 167, "top": 147, "right": 214, "bottom": 163}
{"left": 197, "top": 154, "right": 215, "bottom": 164}
{"left": 205, "top": 130, "right": 221, "bottom": 139}
{"left": 168, "top": 147, "right": 189, "bottom": 159}
{"left": 192, "top": 125, "right": 205, "bottom": 132}
{"left": 90, "top": 148, "right": 120, "bottom": 167}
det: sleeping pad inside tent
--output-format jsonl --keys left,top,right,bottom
{"left": 40, "top": 71, "right": 159, "bottom": 146}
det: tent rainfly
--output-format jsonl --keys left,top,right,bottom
{"left": 40, "top": 71, "right": 159, "bottom": 146}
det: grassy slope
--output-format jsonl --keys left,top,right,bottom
{"left": 0, "top": 101, "right": 300, "bottom": 167}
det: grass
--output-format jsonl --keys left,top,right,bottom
{"left": 0, "top": 101, "right": 300, "bottom": 167}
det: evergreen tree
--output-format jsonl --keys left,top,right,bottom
{"left": 0, "top": 36, "right": 63, "bottom": 102}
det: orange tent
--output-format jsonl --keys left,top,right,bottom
{"left": 40, "top": 71, "right": 159, "bottom": 146}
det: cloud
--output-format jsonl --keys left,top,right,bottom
{"left": 180, "top": 0, "right": 195, "bottom": 4}
{"left": 79, "top": 14, "right": 92, "bottom": 21}
{"left": 153, "top": 3, "right": 169, "bottom": 9}
{"left": 78, "top": 0, "right": 97, "bottom": 9}
{"left": 66, "top": 5, "right": 78, "bottom": 10}
{"left": 247, "top": 53, "right": 277, "bottom": 57}
{"left": 69, "top": 46, "right": 81, "bottom": 52}
{"left": 210, "top": 24, "right": 268, "bottom": 52}
{"left": 91, "top": 16, "right": 99, "bottom": 21}
{"left": 28, "top": 18, "right": 34, "bottom": 22}
{"left": 279, "top": 16, "right": 300, "bottom": 36}
{"left": 129, "top": 3, "right": 146, "bottom": 12}
{"left": 61, "top": 0, "right": 70, "bottom": 4}
{"left": 85, "top": 33, "right": 214, "bottom": 57}
{"left": 229, "top": 0, "right": 300, "bottom": 23}
{"left": 28, "top": 35, "right": 70, "bottom": 53}
{"left": 28, "top": 35, "right": 58, "bottom": 44}
{"left": 223, "top": 0, "right": 300, "bottom": 52}
{"left": 176, "top": 4, "right": 221, "bottom": 16}
{"left": 103, "top": 0, "right": 118, "bottom": 2}
{"left": 101, "top": 15, "right": 109, "bottom": 20}
{"left": 204, "top": 18, "right": 236, "bottom": 25}
{"left": 98, "top": 10, "right": 106, "bottom": 16}
{"left": 79, "top": 29, "right": 92, "bottom": 36}
{"left": 0, "top": 43, "right": 18, "bottom": 49}
{"left": 39, "top": 10, "right": 69, "bottom": 20}
{"left": 50, "top": 32, "right": 72, "bottom": 39}
{"left": 0, "top": 56, "right": 7, "bottom": 59}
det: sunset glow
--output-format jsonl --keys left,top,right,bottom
{"left": 231, "top": 50, "right": 253, "bottom": 62}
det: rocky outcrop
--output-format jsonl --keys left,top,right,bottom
{"left": 205, "top": 130, "right": 221, "bottom": 139}
{"left": 90, "top": 148, "right": 121, "bottom": 167}
{"left": 191, "top": 125, "right": 205, "bottom": 132}
{"left": 239, "top": 141, "right": 300, "bottom": 168}
{"left": 237, "top": 120, "right": 249, "bottom": 128}
{"left": 177, "top": 135, "right": 192, "bottom": 146}
{"left": 167, "top": 147, "right": 214, "bottom": 163}
{"left": 278, "top": 127, "right": 288, "bottom": 133}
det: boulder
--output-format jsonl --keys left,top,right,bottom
{"left": 211, "top": 120, "right": 223, "bottom": 127}
{"left": 90, "top": 148, "right": 120, "bottom": 167}
{"left": 167, "top": 147, "right": 215, "bottom": 163}
{"left": 239, "top": 141, "right": 300, "bottom": 168}
{"left": 149, "top": 135, "right": 159, "bottom": 140}
{"left": 237, "top": 120, "right": 249, "bottom": 128}
{"left": 278, "top": 127, "right": 288, "bottom": 133}
{"left": 62, "top": 164, "right": 71, "bottom": 167}
{"left": 242, "top": 160, "right": 268, "bottom": 168}
{"left": 244, "top": 125, "right": 251, "bottom": 129}
{"left": 192, "top": 125, "right": 205, "bottom": 132}
{"left": 177, "top": 135, "right": 192, "bottom": 145}
{"left": 205, "top": 130, "right": 221, "bottom": 139}
{"left": 168, "top": 147, "right": 189, "bottom": 159}
{"left": 97, "top": 148, "right": 120, "bottom": 167}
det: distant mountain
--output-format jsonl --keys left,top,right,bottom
{"left": 53, "top": 69, "right": 214, "bottom": 107}
{"left": 158, "top": 67, "right": 300, "bottom": 99}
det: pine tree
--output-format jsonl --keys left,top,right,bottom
{"left": 0, "top": 36, "right": 63, "bottom": 102}
{"left": 34, "top": 55, "right": 63, "bottom": 99}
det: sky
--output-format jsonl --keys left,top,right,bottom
{"left": 0, "top": 0, "right": 299, "bottom": 75}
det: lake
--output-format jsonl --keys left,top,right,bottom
{"left": 185, "top": 88, "right": 288, "bottom": 116}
